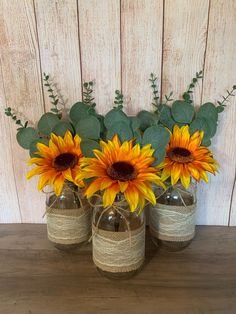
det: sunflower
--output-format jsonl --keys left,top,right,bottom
{"left": 76, "top": 134, "right": 165, "bottom": 212}
{"left": 27, "top": 131, "right": 84, "bottom": 196}
{"left": 159, "top": 125, "right": 218, "bottom": 189}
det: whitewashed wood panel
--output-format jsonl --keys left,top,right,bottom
{"left": 0, "top": 0, "right": 45, "bottom": 223}
{"left": 78, "top": 0, "right": 120, "bottom": 114}
{"left": 0, "top": 1, "right": 235, "bottom": 225}
{"left": 121, "top": 0, "right": 163, "bottom": 114}
{"left": 197, "top": 0, "right": 236, "bottom": 226}
{"left": 35, "top": 0, "right": 82, "bottom": 111}
{"left": 162, "top": 0, "right": 209, "bottom": 106}
{"left": 0, "top": 67, "right": 21, "bottom": 222}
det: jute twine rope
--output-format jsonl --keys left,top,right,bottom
{"left": 150, "top": 184, "right": 196, "bottom": 242}
{"left": 47, "top": 207, "right": 92, "bottom": 245}
{"left": 149, "top": 203, "right": 196, "bottom": 241}
{"left": 92, "top": 222, "right": 145, "bottom": 273}
{"left": 45, "top": 184, "right": 92, "bottom": 245}
{"left": 90, "top": 194, "right": 145, "bottom": 273}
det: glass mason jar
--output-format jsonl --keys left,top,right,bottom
{"left": 92, "top": 195, "right": 145, "bottom": 280}
{"left": 149, "top": 181, "right": 196, "bottom": 251}
{"left": 46, "top": 180, "right": 92, "bottom": 251}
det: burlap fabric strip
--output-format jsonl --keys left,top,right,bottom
{"left": 149, "top": 203, "right": 196, "bottom": 242}
{"left": 92, "top": 222, "right": 145, "bottom": 273}
{"left": 47, "top": 207, "right": 92, "bottom": 245}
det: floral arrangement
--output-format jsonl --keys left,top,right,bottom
{"left": 4, "top": 71, "right": 236, "bottom": 212}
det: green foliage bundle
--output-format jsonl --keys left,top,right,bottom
{"left": 4, "top": 71, "right": 236, "bottom": 166}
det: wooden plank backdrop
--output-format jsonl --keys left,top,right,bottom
{"left": 0, "top": 0, "right": 235, "bottom": 225}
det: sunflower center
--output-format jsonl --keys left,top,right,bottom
{"left": 53, "top": 153, "right": 78, "bottom": 171}
{"left": 107, "top": 161, "right": 137, "bottom": 181}
{"left": 168, "top": 147, "right": 193, "bottom": 163}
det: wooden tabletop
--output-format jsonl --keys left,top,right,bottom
{"left": 0, "top": 225, "right": 235, "bottom": 314}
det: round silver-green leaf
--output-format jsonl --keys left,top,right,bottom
{"left": 80, "top": 139, "right": 100, "bottom": 157}
{"left": 52, "top": 121, "right": 74, "bottom": 137}
{"left": 106, "top": 121, "right": 133, "bottom": 142}
{"left": 16, "top": 127, "right": 38, "bottom": 149}
{"left": 171, "top": 101, "right": 194, "bottom": 124}
{"left": 37, "top": 113, "right": 60, "bottom": 136}
{"left": 75, "top": 116, "right": 101, "bottom": 139}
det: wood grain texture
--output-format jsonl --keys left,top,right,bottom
{"left": 0, "top": 0, "right": 45, "bottom": 223}
{"left": 121, "top": 0, "right": 163, "bottom": 114}
{"left": 162, "top": 0, "right": 209, "bottom": 106}
{"left": 197, "top": 0, "right": 236, "bottom": 226}
{"left": 0, "top": 67, "right": 21, "bottom": 222}
{"left": 78, "top": 0, "right": 120, "bottom": 114}
{"left": 0, "top": 1, "right": 236, "bottom": 225}
{"left": 0, "top": 225, "right": 236, "bottom": 313}
{"left": 34, "top": 0, "right": 82, "bottom": 111}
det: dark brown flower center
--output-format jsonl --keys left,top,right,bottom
{"left": 107, "top": 161, "right": 137, "bottom": 181}
{"left": 168, "top": 147, "right": 193, "bottom": 163}
{"left": 53, "top": 153, "right": 78, "bottom": 171}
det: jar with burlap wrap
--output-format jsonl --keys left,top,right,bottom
{"left": 46, "top": 181, "right": 92, "bottom": 251}
{"left": 92, "top": 196, "right": 145, "bottom": 279}
{"left": 149, "top": 182, "right": 196, "bottom": 251}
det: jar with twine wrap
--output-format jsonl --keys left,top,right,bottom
{"left": 92, "top": 195, "right": 145, "bottom": 280}
{"left": 46, "top": 181, "right": 92, "bottom": 251}
{"left": 149, "top": 181, "right": 197, "bottom": 251}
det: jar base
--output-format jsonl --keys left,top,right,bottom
{"left": 97, "top": 266, "right": 142, "bottom": 280}
{"left": 50, "top": 241, "right": 86, "bottom": 251}
{"left": 151, "top": 236, "right": 192, "bottom": 252}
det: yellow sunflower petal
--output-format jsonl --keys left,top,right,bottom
{"left": 171, "top": 163, "right": 182, "bottom": 186}
{"left": 124, "top": 184, "right": 139, "bottom": 212}
{"left": 54, "top": 175, "right": 65, "bottom": 196}
{"left": 103, "top": 183, "right": 120, "bottom": 207}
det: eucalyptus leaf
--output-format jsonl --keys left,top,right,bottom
{"left": 189, "top": 117, "right": 212, "bottom": 139}
{"left": 129, "top": 116, "right": 141, "bottom": 131}
{"left": 197, "top": 102, "right": 218, "bottom": 121}
{"left": 171, "top": 100, "right": 194, "bottom": 124}
{"left": 106, "top": 121, "right": 133, "bottom": 142}
{"left": 80, "top": 139, "right": 100, "bottom": 157}
{"left": 29, "top": 138, "right": 49, "bottom": 157}
{"left": 37, "top": 112, "right": 60, "bottom": 136}
{"left": 52, "top": 121, "right": 74, "bottom": 137}
{"left": 217, "top": 106, "right": 224, "bottom": 113}
{"left": 75, "top": 116, "right": 101, "bottom": 140}
{"left": 159, "top": 105, "right": 176, "bottom": 130}
{"left": 69, "top": 102, "right": 94, "bottom": 124}
{"left": 153, "top": 148, "right": 166, "bottom": 166}
{"left": 142, "top": 125, "right": 170, "bottom": 150}
{"left": 137, "top": 110, "right": 159, "bottom": 132}
{"left": 16, "top": 127, "right": 38, "bottom": 149}
{"left": 201, "top": 137, "right": 211, "bottom": 147}
{"left": 104, "top": 108, "right": 130, "bottom": 129}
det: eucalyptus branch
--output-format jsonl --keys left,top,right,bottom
{"left": 43, "top": 73, "right": 60, "bottom": 115}
{"left": 163, "top": 91, "right": 174, "bottom": 105}
{"left": 4, "top": 107, "right": 28, "bottom": 129}
{"left": 149, "top": 73, "right": 160, "bottom": 108}
{"left": 183, "top": 70, "right": 203, "bottom": 103}
{"left": 217, "top": 85, "right": 236, "bottom": 112}
{"left": 83, "top": 81, "right": 96, "bottom": 107}
{"left": 114, "top": 90, "right": 124, "bottom": 108}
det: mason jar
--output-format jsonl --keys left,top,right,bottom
{"left": 46, "top": 181, "right": 91, "bottom": 251}
{"left": 149, "top": 182, "right": 196, "bottom": 251}
{"left": 92, "top": 196, "right": 145, "bottom": 279}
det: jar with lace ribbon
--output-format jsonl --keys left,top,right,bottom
{"left": 46, "top": 180, "right": 92, "bottom": 251}
{"left": 149, "top": 181, "right": 197, "bottom": 251}
{"left": 92, "top": 194, "right": 145, "bottom": 279}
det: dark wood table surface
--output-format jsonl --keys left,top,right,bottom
{"left": 0, "top": 224, "right": 235, "bottom": 314}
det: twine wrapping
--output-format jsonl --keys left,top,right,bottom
{"left": 47, "top": 207, "right": 92, "bottom": 245}
{"left": 92, "top": 222, "right": 145, "bottom": 273}
{"left": 149, "top": 203, "right": 196, "bottom": 242}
